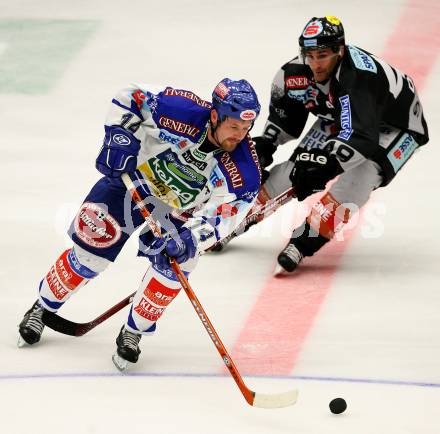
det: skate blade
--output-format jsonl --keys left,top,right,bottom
{"left": 17, "top": 335, "right": 30, "bottom": 348}
{"left": 273, "top": 264, "right": 294, "bottom": 278}
{"left": 17, "top": 336, "right": 27, "bottom": 348}
{"left": 112, "top": 353, "right": 129, "bottom": 372}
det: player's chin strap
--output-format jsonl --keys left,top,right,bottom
{"left": 121, "top": 173, "right": 298, "bottom": 409}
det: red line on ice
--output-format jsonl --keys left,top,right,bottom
{"left": 230, "top": 0, "right": 439, "bottom": 376}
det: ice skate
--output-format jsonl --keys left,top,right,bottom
{"left": 276, "top": 242, "right": 303, "bottom": 274}
{"left": 18, "top": 300, "right": 45, "bottom": 347}
{"left": 112, "top": 326, "right": 142, "bottom": 372}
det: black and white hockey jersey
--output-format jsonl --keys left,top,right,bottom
{"left": 261, "top": 45, "right": 429, "bottom": 181}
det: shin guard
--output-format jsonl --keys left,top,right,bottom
{"left": 38, "top": 248, "right": 99, "bottom": 311}
{"left": 126, "top": 266, "right": 182, "bottom": 334}
{"left": 307, "top": 192, "right": 351, "bottom": 239}
{"left": 291, "top": 192, "right": 352, "bottom": 257}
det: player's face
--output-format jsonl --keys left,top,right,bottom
{"left": 211, "top": 112, "right": 252, "bottom": 152}
{"left": 305, "top": 47, "right": 343, "bottom": 82}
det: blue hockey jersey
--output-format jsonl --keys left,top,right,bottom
{"left": 105, "top": 84, "right": 261, "bottom": 250}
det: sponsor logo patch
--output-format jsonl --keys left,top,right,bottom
{"left": 215, "top": 203, "right": 239, "bottom": 218}
{"left": 67, "top": 249, "right": 97, "bottom": 279}
{"left": 163, "top": 88, "right": 211, "bottom": 109}
{"left": 45, "top": 250, "right": 86, "bottom": 300}
{"left": 159, "top": 130, "right": 186, "bottom": 148}
{"left": 219, "top": 152, "right": 244, "bottom": 189}
{"left": 46, "top": 266, "right": 69, "bottom": 300}
{"left": 348, "top": 46, "right": 377, "bottom": 73}
{"left": 285, "top": 76, "right": 310, "bottom": 89}
{"left": 182, "top": 150, "right": 208, "bottom": 171}
{"left": 209, "top": 167, "right": 225, "bottom": 188}
{"left": 74, "top": 202, "right": 121, "bottom": 248}
{"left": 112, "top": 133, "right": 131, "bottom": 146}
{"left": 132, "top": 89, "right": 146, "bottom": 109}
{"left": 159, "top": 116, "right": 200, "bottom": 138}
{"left": 303, "top": 39, "right": 317, "bottom": 47}
{"left": 287, "top": 86, "right": 319, "bottom": 107}
{"left": 388, "top": 134, "right": 418, "bottom": 171}
{"left": 326, "top": 16, "right": 341, "bottom": 25}
{"left": 214, "top": 82, "right": 230, "bottom": 99}
{"left": 240, "top": 110, "right": 256, "bottom": 120}
{"left": 134, "top": 278, "right": 180, "bottom": 321}
{"left": 303, "top": 20, "right": 323, "bottom": 38}
{"left": 337, "top": 95, "right": 353, "bottom": 141}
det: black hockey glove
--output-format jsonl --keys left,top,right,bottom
{"left": 289, "top": 148, "right": 343, "bottom": 201}
{"left": 253, "top": 136, "right": 277, "bottom": 168}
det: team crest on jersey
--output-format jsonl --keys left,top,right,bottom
{"left": 74, "top": 203, "right": 121, "bottom": 248}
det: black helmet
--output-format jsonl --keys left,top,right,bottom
{"left": 299, "top": 16, "right": 345, "bottom": 55}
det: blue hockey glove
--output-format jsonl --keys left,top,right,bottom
{"left": 96, "top": 126, "right": 141, "bottom": 178}
{"left": 145, "top": 228, "right": 198, "bottom": 269}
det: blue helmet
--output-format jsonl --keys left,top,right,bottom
{"left": 212, "top": 78, "right": 261, "bottom": 122}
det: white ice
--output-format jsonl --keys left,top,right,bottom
{"left": 1, "top": 1, "right": 439, "bottom": 433}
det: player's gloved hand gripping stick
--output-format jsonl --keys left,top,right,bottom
{"left": 43, "top": 173, "right": 298, "bottom": 408}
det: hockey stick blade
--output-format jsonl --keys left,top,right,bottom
{"left": 42, "top": 292, "right": 135, "bottom": 337}
{"left": 252, "top": 388, "right": 298, "bottom": 409}
{"left": 42, "top": 310, "right": 92, "bottom": 336}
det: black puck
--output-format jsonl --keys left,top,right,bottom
{"left": 329, "top": 397, "right": 347, "bottom": 414}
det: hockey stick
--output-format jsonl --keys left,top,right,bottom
{"left": 42, "top": 187, "right": 296, "bottom": 336}
{"left": 42, "top": 292, "right": 136, "bottom": 337}
{"left": 207, "top": 186, "right": 295, "bottom": 251}
{"left": 121, "top": 173, "right": 298, "bottom": 409}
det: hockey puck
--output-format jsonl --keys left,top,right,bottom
{"left": 329, "top": 397, "right": 347, "bottom": 414}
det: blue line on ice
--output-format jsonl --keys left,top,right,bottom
{"left": 0, "top": 371, "right": 439, "bottom": 389}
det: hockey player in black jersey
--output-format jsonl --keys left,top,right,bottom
{"left": 250, "top": 15, "right": 429, "bottom": 272}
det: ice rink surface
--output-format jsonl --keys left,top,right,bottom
{"left": 1, "top": 1, "right": 439, "bottom": 433}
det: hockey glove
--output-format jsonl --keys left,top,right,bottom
{"left": 252, "top": 136, "right": 277, "bottom": 169}
{"left": 289, "top": 148, "right": 343, "bottom": 201}
{"left": 96, "top": 126, "right": 141, "bottom": 178}
{"left": 144, "top": 228, "right": 198, "bottom": 270}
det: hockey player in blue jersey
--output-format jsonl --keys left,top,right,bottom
{"left": 18, "top": 78, "right": 261, "bottom": 369}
